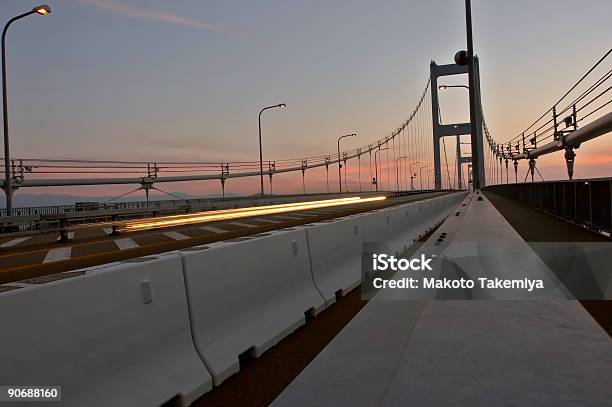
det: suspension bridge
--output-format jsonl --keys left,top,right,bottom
{"left": 0, "top": 1, "right": 611, "bottom": 406}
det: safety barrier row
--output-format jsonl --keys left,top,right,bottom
{"left": 0, "top": 192, "right": 466, "bottom": 406}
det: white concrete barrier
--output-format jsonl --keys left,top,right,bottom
{"left": 181, "top": 229, "right": 326, "bottom": 386}
{"left": 362, "top": 208, "right": 407, "bottom": 256}
{"left": 0, "top": 192, "right": 467, "bottom": 404}
{"left": 306, "top": 193, "right": 466, "bottom": 307}
{"left": 362, "top": 195, "right": 450, "bottom": 255}
{"left": 305, "top": 218, "right": 364, "bottom": 305}
{"left": 0, "top": 255, "right": 211, "bottom": 407}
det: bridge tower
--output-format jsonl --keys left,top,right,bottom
{"left": 430, "top": 56, "right": 485, "bottom": 190}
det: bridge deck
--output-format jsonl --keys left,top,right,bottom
{"left": 272, "top": 192, "right": 612, "bottom": 406}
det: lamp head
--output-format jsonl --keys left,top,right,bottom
{"left": 33, "top": 4, "right": 51, "bottom": 15}
{"left": 439, "top": 85, "right": 447, "bottom": 90}
{"left": 454, "top": 50, "right": 469, "bottom": 65}
{"left": 278, "top": 103, "right": 286, "bottom": 108}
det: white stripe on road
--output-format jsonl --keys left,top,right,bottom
{"left": 56, "top": 232, "right": 75, "bottom": 242}
{"left": 103, "top": 228, "right": 113, "bottom": 235}
{"left": 200, "top": 226, "right": 228, "bottom": 234}
{"left": 43, "top": 247, "right": 72, "bottom": 263}
{"left": 114, "top": 238, "right": 139, "bottom": 250}
{"left": 0, "top": 237, "right": 31, "bottom": 248}
{"left": 254, "top": 218, "right": 282, "bottom": 224}
{"left": 273, "top": 215, "right": 305, "bottom": 220}
{"left": 229, "top": 222, "right": 258, "bottom": 228}
{"left": 163, "top": 231, "right": 190, "bottom": 240}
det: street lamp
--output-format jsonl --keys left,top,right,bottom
{"left": 419, "top": 165, "right": 429, "bottom": 190}
{"left": 438, "top": 84, "right": 469, "bottom": 91}
{"left": 409, "top": 161, "right": 420, "bottom": 190}
{"left": 373, "top": 147, "right": 388, "bottom": 192}
{"left": 337, "top": 133, "right": 356, "bottom": 193}
{"left": 258, "top": 103, "right": 286, "bottom": 197}
{"left": 395, "top": 155, "right": 408, "bottom": 191}
{"left": 2, "top": 4, "right": 51, "bottom": 216}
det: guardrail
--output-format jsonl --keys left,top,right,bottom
{"left": 486, "top": 178, "right": 612, "bottom": 234}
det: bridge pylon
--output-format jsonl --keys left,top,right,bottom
{"left": 430, "top": 56, "right": 485, "bottom": 190}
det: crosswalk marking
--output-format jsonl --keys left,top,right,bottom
{"left": 200, "top": 226, "right": 227, "bottom": 234}
{"left": 43, "top": 247, "right": 72, "bottom": 263}
{"left": 254, "top": 218, "right": 282, "bottom": 224}
{"left": 0, "top": 237, "right": 31, "bottom": 248}
{"left": 229, "top": 222, "right": 258, "bottom": 228}
{"left": 163, "top": 231, "right": 190, "bottom": 240}
{"left": 114, "top": 238, "right": 139, "bottom": 250}
{"left": 56, "top": 232, "right": 75, "bottom": 242}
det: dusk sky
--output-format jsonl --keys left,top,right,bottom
{"left": 1, "top": 0, "right": 611, "bottom": 201}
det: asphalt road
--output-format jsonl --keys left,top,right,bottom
{"left": 0, "top": 191, "right": 451, "bottom": 285}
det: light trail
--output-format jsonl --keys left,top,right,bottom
{"left": 123, "top": 196, "right": 386, "bottom": 231}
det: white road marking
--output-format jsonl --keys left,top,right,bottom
{"left": 43, "top": 247, "right": 72, "bottom": 263}
{"left": 229, "top": 222, "right": 258, "bottom": 228}
{"left": 273, "top": 215, "right": 306, "bottom": 220}
{"left": 0, "top": 237, "right": 31, "bottom": 248}
{"left": 254, "top": 218, "right": 282, "bottom": 224}
{"left": 163, "top": 231, "right": 190, "bottom": 240}
{"left": 200, "top": 226, "right": 227, "bottom": 234}
{"left": 114, "top": 238, "right": 139, "bottom": 250}
{"left": 56, "top": 232, "right": 75, "bottom": 242}
{"left": 103, "top": 227, "right": 113, "bottom": 235}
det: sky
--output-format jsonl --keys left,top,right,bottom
{"left": 1, "top": 0, "right": 611, "bottom": 202}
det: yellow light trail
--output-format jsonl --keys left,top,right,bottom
{"left": 123, "top": 196, "right": 386, "bottom": 231}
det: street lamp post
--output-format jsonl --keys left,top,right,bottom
{"left": 438, "top": 84, "right": 469, "bottom": 91}
{"left": 409, "top": 161, "right": 420, "bottom": 190}
{"left": 337, "top": 133, "right": 355, "bottom": 193}
{"left": 258, "top": 103, "right": 285, "bottom": 197}
{"left": 419, "top": 165, "right": 429, "bottom": 190}
{"left": 395, "top": 155, "right": 408, "bottom": 191}
{"left": 373, "top": 147, "right": 388, "bottom": 192}
{"left": 2, "top": 4, "right": 51, "bottom": 216}
{"left": 465, "top": 0, "right": 481, "bottom": 190}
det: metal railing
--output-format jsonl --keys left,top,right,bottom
{"left": 486, "top": 179, "right": 612, "bottom": 234}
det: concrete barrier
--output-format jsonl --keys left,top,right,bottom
{"left": 305, "top": 218, "right": 364, "bottom": 305}
{"left": 363, "top": 200, "right": 428, "bottom": 255}
{"left": 306, "top": 193, "right": 465, "bottom": 307}
{"left": 0, "top": 192, "right": 467, "bottom": 403}
{"left": 181, "top": 229, "right": 326, "bottom": 386}
{"left": 0, "top": 254, "right": 211, "bottom": 407}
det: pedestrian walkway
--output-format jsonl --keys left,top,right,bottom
{"left": 273, "top": 192, "right": 612, "bottom": 406}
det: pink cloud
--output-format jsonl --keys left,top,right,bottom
{"left": 79, "top": 0, "right": 223, "bottom": 31}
